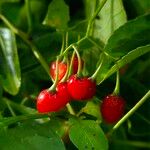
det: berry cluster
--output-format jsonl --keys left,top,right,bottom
{"left": 36, "top": 53, "right": 126, "bottom": 124}
{"left": 37, "top": 55, "right": 96, "bottom": 113}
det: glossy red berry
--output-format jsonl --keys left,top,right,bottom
{"left": 101, "top": 95, "right": 126, "bottom": 124}
{"left": 37, "top": 82, "right": 71, "bottom": 113}
{"left": 73, "top": 55, "right": 84, "bottom": 74}
{"left": 67, "top": 75, "right": 96, "bottom": 100}
{"left": 50, "top": 61, "right": 67, "bottom": 81}
{"left": 56, "top": 82, "right": 71, "bottom": 103}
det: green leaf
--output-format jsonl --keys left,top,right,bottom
{"left": 69, "top": 118, "right": 108, "bottom": 150}
{"left": 0, "top": 122, "right": 66, "bottom": 150}
{"left": 104, "top": 13, "right": 150, "bottom": 58}
{"left": 93, "top": 0, "right": 127, "bottom": 43}
{"left": 96, "top": 44, "right": 150, "bottom": 84}
{"left": 79, "top": 97, "right": 102, "bottom": 121}
{"left": 43, "top": 0, "right": 70, "bottom": 29}
{"left": 0, "top": 28, "right": 21, "bottom": 95}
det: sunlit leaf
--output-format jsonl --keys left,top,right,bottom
{"left": 91, "top": 0, "right": 127, "bottom": 43}
{"left": 0, "top": 28, "right": 21, "bottom": 95}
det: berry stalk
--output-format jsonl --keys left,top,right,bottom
{"left": 113, "top": 71, "right": 120, "bottom": 95}
{"left": 60, "top": 32, "right": 65, "bottom": 54}
{"left": 67, "top": 51, "right": 76, "bottom": 78}
{"left": 108, "top": 90, "right": 150, "bottom": 135}
{"left": 72, "top": 44, "right": 82, "bottom": 77}
{"left": 86, "top": 0, "right": 108, "bottom": 37}
{"left": 90, "top": 53, "right": 104, "bottom": 81}
{"left": 49, "top": 56, "right": 60, "bottom": 91}
{"left": 66, "top": 103, "right": 76, "bottom": 115}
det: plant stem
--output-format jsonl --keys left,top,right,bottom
{"left": 3, "top": 98, "right": 36, "bottom": 114}
{"left": 65, "top": 31, "right": 68, "bottom": 48}
{"left": 112, "top": 140, "right": 150, "bottom": 148}
{"left": 60, "top": 44, "right": 73, "bottom": 57}
{"left": 90, "top": 53, "right": 104, "bottom": 80}
{"left": 48, "top": 56, "right": 59, "bottom": 91}
{"left": 5, "top": 100, "right": 16, "bottom": 117}
{"left": 25, "top": 0, "right": 33, "bottom": 32}
{"left": 113, "top": 71, "right": 120, "bottom": 95}
{"left": 67, "top": 51, "right": 76, "bottom": 78}
{"left": 0, "top": 113, "right": 50, "bottom": 127}
{"left": 108, "top": 90, "right": 150, "bottom": 135}
{"left": 66, "top": 103, "right": 75, "bottom": 115}
{"left": 86, "top": 0, "right": 108, "bottom": 37}
{"left": 72, "top": 44, "right": 82, "bottom": 77}
{"left": 60, "top": 32, "right": 65, "bottom": 54}
{"left": 0, "top": 14, "right": 50, "bottom": 76}
{"left": 61, "top": 57, "right": 69, "bottom": 82}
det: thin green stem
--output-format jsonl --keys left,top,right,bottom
{"left": 67, "top": 51, "right": 76, "bottom": 78}
{"left": 76, "top": 36, "right": 87, "bottom": 45}
{"left": 5, "top": 100, "right": 16, "bottom": 117}
{"left": 108, "top": 90, "right": 150, "bottom": 135}
{"left": 59, "top": 36, "right": 87, "bottom": 58}
{"left": 21, "top": 97, "right": 28, "bottom": 105}
{"left": 66, "top": 103, "right": 76, "bottom": 115}
{"left": 48, "top": 56, "right": 59, "bottom": 91}
{"left": 87, "top": 37, "right": 104, "bottom": 51}
{"left": 68, "top": 19, "right": 88, "bottom": 31}
{"left": 91, "top": 53, "right": 104, "bottom": 80}
{"left": 0, "top": 14, "right": 50, "bottom": 76}
{"left": 113, "top": 71, "right": 120, "bottom": 95}
{"left": 0, "top": 14, "right": 25, "bottom": 36}
{"left": 60, "top": 32, "right": 65, "bottom": 54}
{"left": 0, "top": 113, "right": 50, "bottom": 127}
{"left": 60, "top": 44, "right": 73, "bottom": 57}
{"left": 65, "top": 31, "right": 68, "bottom": 49}
{"left": 28, "top": 43, "right": 50, "bottom": 75}
{"left": 87, "top": 37, "right": 117, "bottom": 61}
{"left": 72, "top": 44, "right": 82, "bottom": 77}
{"left": 60, "top": 57, "right": 69, "bottom": 82}
{"left": 86, "top": 0, "right": 108, "bottom": 37}
{"left": 25, "top": 0, "right": 33, "bottom": 32}
{"left": 112, "top": 140, "right": 150, "bottom": 148}
{"left": 3, "top": 98, "right": 36, "bottom": 114}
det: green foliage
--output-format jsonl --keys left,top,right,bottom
{"left": 0, "top": 28, "right": 21, "bottom": 95}
{"left": 93, "top": 0, "right": 127, "bottom": 43}
{"left": 104, "top": 13, "right": 150, "bottom": 58}
{"left": 0, "top": 122, "right": 65, "bottom": 150}
{"left": 96, "top": 44, "right": 150, "bottom": 84}
{"left": 0, "top": 0, "right": 150, "bottom": 150}
{"left": 69, "top": 118, "right": 108, "bottom": 150}
{"left": 43, "top": 0, "right": 70, "bottom": 29}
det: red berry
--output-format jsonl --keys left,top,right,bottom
{"left": 50, "top": 61, "right": 67, "bottom": 81}
{"left": 56, "top": 82, "right": 71, "bottom": 102}
{"left": 101, "top": 95, "right": 126, "bottom": 124}
{"left": 73, "top": 55, "right": 84, "bottom": 74}
{"left": 67, "top": 75, "right": 96, "bottom": 100}
{"left": 37, "top": 82, "right": 71, "bottom": 113}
